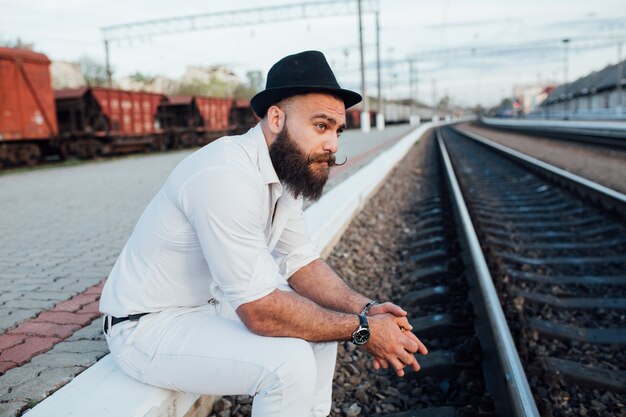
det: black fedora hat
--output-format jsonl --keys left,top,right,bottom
{"left": 251, "top": 50, "right": 362, "bottom": 117}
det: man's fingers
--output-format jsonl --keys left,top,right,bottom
{"left": 396, "top": 316, "right": 413, "bottom": 332}
{"left": 388, "top": 358, "right": 406, "bottom": 377}
{"left": 416, "top": 338, "right": 428, "bottom": 355}
{"left": 377, "top": 357, "right": 389, "bottom": 368}
{"left": 410, "top": 356, "right": 421, "bottom": 372}
{"left": 384, "top": 302, "right": 407, "bottom": 317}
{"left": 402, "top": 331, "right": 428, "bottom": 355}
{"left": 369, "top": 302, "right": 408, "bottom": 317}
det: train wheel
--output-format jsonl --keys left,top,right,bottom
{"left": 76, "top": 139, "right": 100, "bottom": 159}
{"left": 19, "top": 144, "right": 42, "bottom": 167}
{"left": 59, "top": 142, "right": 71, "bottom": 161}
{"left": 152, "top": 137, "right": 167, "bottom": 152}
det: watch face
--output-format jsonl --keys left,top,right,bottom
{"left": 353, "top": 328, "right": 370, "bottom": 345}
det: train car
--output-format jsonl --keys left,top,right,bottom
{"left": 156, "top": 95, "right": 201, "bottom": 148}
{"left": 345, "top": 108, "right": 377, "bottom": 129}
{"left": 0, "top": 47, "right": 59, "bottom": 166}
{"left": 229, "top": 99, "right": 259, "bottom": 135}
{"left": 157, "top": 95, "right": 234, "bottom": 148}
{"left": 55, "top": 87, "right": 168, "bottom": 157}
{"left": 0, "top": 46, "right": 263, "bottom": 169}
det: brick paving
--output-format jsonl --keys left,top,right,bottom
{"left": 0, "top": 124, "right": 415, "bottom": 416}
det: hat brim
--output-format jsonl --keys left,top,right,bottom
{"left": 250, "top": 86, "right": 362, "bottom": 117}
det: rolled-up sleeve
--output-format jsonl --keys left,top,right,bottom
{"left": 272, "top": 200, "right": 320, "bottom": 279}
{"left": 179, "top": 167, "right": 280, "bottom": 310}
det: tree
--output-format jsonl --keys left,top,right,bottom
{"left": 79, "top": 56, "right": 109, "bottom": 87}
{"left": 233, "top": 70, "right": 264, "bottom": 100}
{"left": 0, "top": 37, "right": 34, "bottom": 49}
{"left": 175, "top": 75, "right": 234, "bottom": 97}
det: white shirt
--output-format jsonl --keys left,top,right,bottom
{"left": 99, "top": 124, "right": 320, "bottom": 317}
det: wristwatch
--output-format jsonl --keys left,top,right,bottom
{"left": 351, "top": 314, "right": 370, "bottom": 345}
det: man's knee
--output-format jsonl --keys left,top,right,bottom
{"left": 277, "top": 338, "right": 317, "bottom": 387}
{"left": 258, "top": 338, "right": 317, "bottom": 396}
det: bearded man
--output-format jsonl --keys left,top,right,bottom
{"left": 100, "top": 50, "right": 427, "bottom": 417}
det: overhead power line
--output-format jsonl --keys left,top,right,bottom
{"left": 101, "top": 0, "right": 379, "bottom": 95}
{"left": 102, "top": 0, "right": 377, "bottom": 42}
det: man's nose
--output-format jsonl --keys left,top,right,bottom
{"left": 323, "top": 134, "right": 339, "bottom": 154}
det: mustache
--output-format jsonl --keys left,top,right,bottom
{"left": 307, "top": 153, "right": 348, "bottom": 167}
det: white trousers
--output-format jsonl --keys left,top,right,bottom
{"left": 104, "top": 302, "right": 337, "bottom": 417}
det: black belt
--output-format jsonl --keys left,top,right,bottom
{"left": 104, "top": 313, "right": 150, "bottom": 335}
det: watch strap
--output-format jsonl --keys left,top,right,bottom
{"left": 360, "top": 300, "right": 378, "bottom": 316}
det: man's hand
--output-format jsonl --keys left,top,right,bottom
{"left": 367, "top": 302, "right": 407, "bottom": 318}
{"left": 364, "top": 303, "right": 428, "bottom": 376}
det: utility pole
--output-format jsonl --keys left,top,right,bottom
{"left": 357, "top": 0, "right": 370, "bottom": 132}
{"left": 617, "top": 41, "right": 624, "bottom": 112}
{"left": 432, "top": 79, "right": 438, "bottom": 121}
{"left": 562, "top": 38, "right": 570, "bottom": 118}
{"left": 375, "top": 8, "right": 384, "bottom": 130}
{"left": 408, "top": 59, "right": 420, "bottom": 125}
{"left": 104, "top": 39, "right": 112, "bottom": 87}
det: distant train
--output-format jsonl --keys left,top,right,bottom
{"left": 0, "top": 46, "right": 415, "bottom": 168}
{"left": 0, "top": 47, "right": 258, "bottom": 168}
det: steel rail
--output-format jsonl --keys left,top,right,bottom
{"left": 436, "top": 129, "right": 540, "bottom": 417}
{"left": 454, "top": 127, "right": 626, "bottom": 215}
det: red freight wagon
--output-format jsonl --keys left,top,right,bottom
{"left": 54, "top": 87, "right": 168, "bottom": 157}
{"left": 157, "top": 95, "right": 234, "bottom": 147}
{"left": 230, "top": 99, "right": 259, "bottom": 135}
{"left": 0, "top": 47, "right": 58, "bottom": 166}
{"left": 90, "top": 87, "right": 165, "bottom": 136}
{"left": 195, "top": 96, "right": 232, "bottom": 131}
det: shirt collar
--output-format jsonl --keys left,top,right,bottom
{"left": 251, "top": 123, "right": 280, "bottom": 186}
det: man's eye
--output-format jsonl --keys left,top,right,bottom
{"left": 316, "top": 123, "right": 326, "bottom": 130}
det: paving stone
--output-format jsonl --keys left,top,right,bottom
{"left": 50, "top": 339, "right": 108, "bottom": 355}
{"left": 67, "top": 319, "right": 105, "bottom": 341}
{"left": 0, "top": 364, "right": 46, "bottom": 395}
{"left": 8, "top": 322, "right": 81, "bottom": 339}
{"left": 2, "top": 366, "right": 85, "bottom": 403}
{"left": 29, "top": 350, "right": 101, "bottom": 368}
{"left": 0, "top": 334, "right": 27, "bottom": 350}
{"left": 53, "top": 293, "right": 99, "bottom": 312}
{"left": 1, "top": 299, "right": 56, "bottom": 310}
{"left": 35, "top": 311, "right": 93, "bottom": 326}
{"left": 20, "top": 291, "right": 67, "bottom": 302}
{"left": 76, "top": 301, "right": 101, "bottom": 317}
{"left": 0, "top": 400, "right": 29, "bottom": 417}
{"left": 0, "top": 292, "right": 24, "bottom": 304}
{"left": 0, "top": 337, "right": 61, "bottom": 365}
{"left": 0, "top": 360, "right": 18, "bottom": 374}
{"left": 0, "top": 310, "right": 40, "bottom": 331}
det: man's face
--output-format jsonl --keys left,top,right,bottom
{"left": 269, "top": 93, "right": 346, "bottom": 200}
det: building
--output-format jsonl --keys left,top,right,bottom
{"left": 536, "top": 59, "right": 626, "bottom": 119}
{"left": 50, "top": 61, "right": 86, "bottom": 89}
{"left": 513, "top": 84, "right": 556, "bottom": 115}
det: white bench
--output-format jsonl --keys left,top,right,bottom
{"left": 25, "top": 121, "right": 444, "bottom": 417}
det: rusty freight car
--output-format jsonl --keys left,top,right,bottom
{"left": 55, "top": 87, "right": 168, "bottom": 157}
{"left": 0, "top": 47, "right": 59, "bottom": 167}
{"left": 156, "top": 95, "right": 235, "bottom": 148}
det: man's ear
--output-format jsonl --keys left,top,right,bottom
{"left": 266, "top": 105, "right": 286, "bottom": 134}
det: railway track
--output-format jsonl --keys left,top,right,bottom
{"left": 437, "top": 126, "right": 626, "bottom": 416}
{"left": 479, "top": 119, "right": 626, "bottom": 149}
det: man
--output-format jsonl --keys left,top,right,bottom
{"left": 100, "top": 50, "right": 427, "bottom": 417}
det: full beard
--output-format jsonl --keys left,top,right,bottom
{"left": 269, "top": 125, "right": 337, "bottom": 201}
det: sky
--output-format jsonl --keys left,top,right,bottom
{"left": 2, "top": 0, "right": 626, "bottom": 108}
